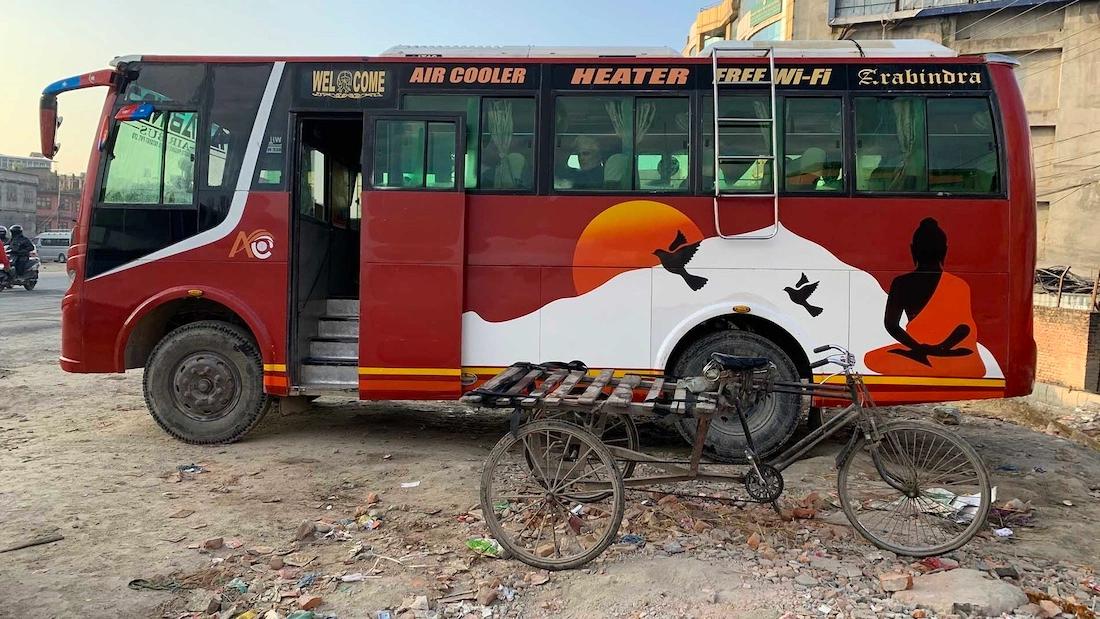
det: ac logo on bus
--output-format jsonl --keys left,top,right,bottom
{"left": 311, "top": 70, "right": 386, "bottom": 99}
{"left": 229, "top": 229, "right": 275, "bottom": 260}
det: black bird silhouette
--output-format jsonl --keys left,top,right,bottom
{"left": 784, "top": 272, "right": 823, "bottom": 317}
{"left": 653, "top": 230, "right": 708, "bottom": 291}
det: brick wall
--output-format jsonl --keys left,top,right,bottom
{"left": 1033, "top": 305, "right": 1100, "bottom": 393}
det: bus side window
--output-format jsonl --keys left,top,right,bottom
{"left": 783, "top": 97, "right": 843, "bottom": 193}
{"left": 479, "top": 98, "right": 536, "bottom": 191}
{"left": 927, "top": 98, "right": 999, "bottom": 194}
{"left": 101, "top": 111, "right": 197, "bottom": 205}
{"left": 635, "top": 97, "right": 690, "bottom": 192}
{"left": 554, "top": 95, "right": 633, "bottom": 191}
{"left": 701, "top": 94, "right": 773, "bottom": 193}
{"left": 403, "top": 95, "right": 479, "bottom": 189}
{"left": 855, "top": 96, "right": 928, "bottom": 193}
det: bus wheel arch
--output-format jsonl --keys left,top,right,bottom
{"left": 663, "top": 313, "right": 811, "bottom": 462}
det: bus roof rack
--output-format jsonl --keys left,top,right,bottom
{"left": 379, "top": 45, "right": 680, "bottom": 58}
{"left": 697, "top": 39, "right": 957, "bottom": 58}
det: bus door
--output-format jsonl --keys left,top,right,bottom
{"left": 358, "top": 113, "right": 466, "bottom": 399}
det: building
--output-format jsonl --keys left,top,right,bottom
{"left": 684, "top": 0, "right": 1100, "bottom": 275}
{"left": 30, "top": 170, "right": 84, "bottom": 231}
{"left": 0, "top": 153, "right": 52, "bottom": 173}
{"left": 0, "top": 170, "right": 39, "bottom": 237}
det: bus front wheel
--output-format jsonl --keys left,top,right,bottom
{"left": 672, "top": 330, "right": 802, "bottom": 463}
{"left": 143, "top": 320, "right": 273, "bottom": 444}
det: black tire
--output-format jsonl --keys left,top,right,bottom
{"left": 143, "top": 320, "right": 273, "bottom": 444}
{"left": 58, "top": 253, "right": 67, "bottom": 263}
{"left": 837, "top": 421, "right": 991, "bottom": 556}
{"left": 672, "top": 330, "right": 802, "bottom": 462}
{"left": 23, "top": 280, "right": 36, "bottom": 291}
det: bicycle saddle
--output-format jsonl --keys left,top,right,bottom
{"left": 709, "top": 353, "right": 771, "bottom": 371}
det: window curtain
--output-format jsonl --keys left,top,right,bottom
{"left": 891, "top": 98, "right": 925, "bottom": 190}
{"left": 485, "top": 100, "right": 521, "bottom": 188}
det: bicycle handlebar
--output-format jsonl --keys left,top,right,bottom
{"left": 813, "top": 345, "right": 831, "bottom": 354}
{"left": 809, "top": 358, "right": 831, "bottom": 370}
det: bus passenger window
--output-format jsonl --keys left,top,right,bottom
{"left": 479, "top": 98, "right": 535, "bottom": 191}
{"left": 702, "top": 95, "right": 773, "bottom": 193}
{"left": 102, "top": 111, "right": 197, "bottom": 205}
{"left": 372, "top": 120, "right": 427, "bottom": 188}
{"left": 783, "top": 98, "right": 843, "bottom": 192}
{"left": 927, "top": 98, "right": 999, "bottom": 194}
{"left": 554, "top": 96, "right": 634, "bottom": 191}
{"left": 855, "top": 97, "right": 927, "bottom": 193}
{"left": 403, "top": 95, "right": 478, "bottom": 189}
{"left": 635, "top": 98, "right": 689, "bottom": 192}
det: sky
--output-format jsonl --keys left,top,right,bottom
{"left": 0, "top": 0, "right": 700, "bottom": 174}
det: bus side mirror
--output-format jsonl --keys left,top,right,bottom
{"left": 40, "top": 94, "right": 60, "bottom": 159}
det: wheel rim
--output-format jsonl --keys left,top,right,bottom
{"left": 171, "top": 351, "right": 242, "bottom": 422}
{"left": 483, "top": 421, "right": 623, "bottom": 568}
{"left": 840, "top": 424, "right": 989, "bottom": 556}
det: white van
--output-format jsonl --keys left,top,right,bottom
{"left": 35, "top": 230, "right": 72, "bottom": 263}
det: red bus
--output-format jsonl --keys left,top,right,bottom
{"left": 40, "top": 40, "right": 1034, "bottom": 461}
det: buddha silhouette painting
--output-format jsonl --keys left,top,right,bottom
{"left": 864, "top": 218, "right": 985, "bottom": 377}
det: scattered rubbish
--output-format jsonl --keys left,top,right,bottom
{"left": 466, "top": 538, "right": 503, "bottom": 558}
{"left": 177, "top": 464, "right": 204, "bottom": 474}
{"left": 297, "top": 572, "right": 318, "bottom": 588}
{"left": 0, "top": 532, "right": 64, "bottom": 554}
{"left": 1033, "top": 466, "right": 1047, "bottom": 474}
{"left": 438, "top": 590, "right": 477, "bottom": 603}
{"left": 127, "top": 577, "right": 188, "bottom": 592}
{"left": 226, "top": 577, "right": 249, "bottom": 594}
{"left": 499, "top": 585, "right": 517, "bottom": 602}
{"left": 168, "top": 509, "right": 194, "bottom": 519}
{"left": 357, "top": 515, "right": 382, "bottom": 530}
{"left": 288, "top": 608, "right": 317, "bottom": 618}
{"left": 913, "top": 487, "right": 995, "bottom": 522}
{"left": 493, "top": 500, "right": 510, "bottom": 514}
{"left": 235, "top": 611, "right": 258, "bottom": 619}
{"left": 995, "top": 464, "right": 1021, "bottom": 473}
{"left": 400, "top": 481, "right": 421, "bottom": 489}
{"left": 376, "top": 611, "right": 394, "bottom": 619}
{"left": 341, "top": 572, "right": 375, "bottom": 582}
{"left": 1061, "top": 500, "right": 1074, "bottom": 507}
{"left": 993, "top": 527, "right": 1014, "bottom": 537}
{"left": 914, "top": 556, "right": 959, "bottom": 573}
{"left": 619, "top": 533, "right": 645, "bottom": 547}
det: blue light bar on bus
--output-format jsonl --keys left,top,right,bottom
{"left": 114, "top": 103, "right": 154, "bottom": 122}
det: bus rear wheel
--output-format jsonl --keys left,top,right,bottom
{"left": 143, "top": 320, "right": 273, "bottom": 444}
{"left": 672, "top": 330, "right": 802, "bottom": 463}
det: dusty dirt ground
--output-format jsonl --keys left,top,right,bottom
{"left": 1, "top": 293, "right": 1099, "bottom": 618}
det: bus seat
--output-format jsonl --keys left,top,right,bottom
{"left": 604, "top": 153, "right": 630, "bottom": 189}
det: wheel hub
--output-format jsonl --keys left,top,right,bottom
{"left": 173, "top": 353, "right": 239, "bottom": 421}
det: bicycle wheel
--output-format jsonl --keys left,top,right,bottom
{"left": 480, "top": 420, "right": 625, "bottom": 570}
{"left": 837, "top": 421, "right": 990, "bottom": 557}
{"left": 527, "top": 408, "right": 639, "bottom": 479}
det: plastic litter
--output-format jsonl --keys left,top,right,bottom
{"left": 465, "top": 537, "right": 503, "bottom": 558}
{"left": 400, "top": 481, "right": 421, "bottom": 488}
{"left": 287, "top": 612, "right": 316, "bottom": 619}
{"left": 993, "top": 527, "right": 1014, "bottom": 537}
{"left": 226, "top": 577, "right": 249, "bottom": 594}
{"left": 376, "top": 612, "right": 394, "bottom": 619}
{"left": 177, "top": 464, "right": 204, "bottom": 474}
{"left": 619, "top": 533, "right": 646, "bottom": 546}
{"left": 357, "top": 514, "right": 382, "bottom": 530}
{"left": 297, "top": 572, "right": 318, "bottom": 588}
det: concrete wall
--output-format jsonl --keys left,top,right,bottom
{"left": 1033, "top": 305, "right": 1100, "bottom": 393}
{"left": 0, "top": 170, "right": 38, "bottom": 237}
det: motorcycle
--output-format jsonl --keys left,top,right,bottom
{"left": 0, "top": 244, "right": 40, "bottom": 291}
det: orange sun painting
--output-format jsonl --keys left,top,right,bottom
{"left": 572, "top": 200, "right": 705, "bottom": 295}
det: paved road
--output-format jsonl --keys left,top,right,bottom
{"left": 0, "top": 271, "right": 66, "bottom": 365}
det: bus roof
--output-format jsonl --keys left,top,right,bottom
{"left": 110, "top": 40, "right": 1001, "bottom": 66}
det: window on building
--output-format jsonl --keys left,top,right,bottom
{"left": 402, "top": 95, "right": 479, "bottom": 188}
{"left": 479, "top": 98, "right": 536, "bottom": 191}
{"left": 783, "top": 97, "right": 843, "bottom": 192}
{"left": 927, "top": 98, "right": 999, "bottom": 193}
{"left": 702, "top": 94, "right": 774, "bottom": 193}
{"left": 101, "top": 111, "right": 197, "bottom": 205}
{"left": 6, "top": 184, "right": 16, "bottom": 201}
{"left": 855, "top": 96, "right": 927, "bottom": 192}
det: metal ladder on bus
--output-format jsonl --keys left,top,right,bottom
{"left": 710, "top": 45, "right": 779, "bottom": 240}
